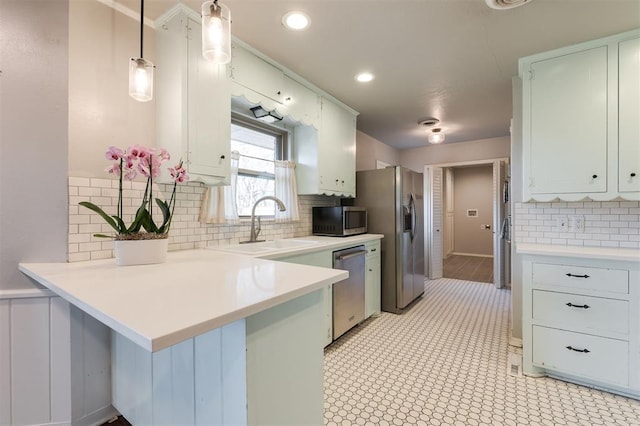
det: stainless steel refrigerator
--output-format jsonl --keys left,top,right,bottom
{"left": 354, "top": 166, "right": 424, "bottom": 313}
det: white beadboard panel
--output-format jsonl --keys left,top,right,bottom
{"left": 50, "top": 297, "right": 72, "bottom": 424}
{"left": 10, "top": 298, "right": 51, "bottom": 425}
{"left": 81, "top": 310, "right": 112, "bottom": 416}
{"left": 112, "top": 321, "right": 248, "bottom": 426}
{"left": 221, "top": 320, "right": 247, "bottom": 426}
{"left": 0, "top": 300, "right": 10, "bottom": 426}
{"left": 194, "top": 328, "right": 223, "bottom": 426}
{"left": 168, "top": 339, "right": 195, "bottom": 425}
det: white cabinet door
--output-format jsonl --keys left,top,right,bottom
{"left": 156, "top": 9, "right": 230, "bottom": 185}
{"left": 318, "top": 98, "right": 357, "bottom": 196}
{"left": 230, "top": 43, "right": 284, "bottom": 103}
{"left": 278, "top": 251, "right": 334, "bottom": 347}
{"left": 526, "top": 46, "right": 608, "bottom": 195}
{"left": 365, "top": 250, "right": 381, "bottom": 318}
{"left": 618, "top": 37, "right": 640, "bottom": 193}
{"left": 282, "top": 75, "right": 320, "bottom": 127}
{"left": 186, "top": 17, "right": 230, "bottom": 180}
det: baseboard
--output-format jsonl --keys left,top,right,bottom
{"left": 72, "top": 405, "right": 120, "bottom": 426}
{"left": 451, "top": 252, "right": 493, "bottom": 259}
{"left": 509, "top": 336, "right": 523, "bottom": 348}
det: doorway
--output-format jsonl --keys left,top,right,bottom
{"left": 424, "top": 159, "right": 510, "bottom": 289}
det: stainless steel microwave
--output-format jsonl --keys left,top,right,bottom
{"left": 312, "top": 206, "right": 367, "bottom": 236}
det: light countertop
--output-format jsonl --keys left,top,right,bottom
{"left": 516, "top": 243, "right": 640, "bottom": 262}
{"left": 210, "top": 234, "right": 384, "bottom": 259}
{"left": 19, "top": 249, "right": 348, "bottom": 352}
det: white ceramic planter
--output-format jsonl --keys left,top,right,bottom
{"left": 114, "top": 238, "right": 169, "bottom": 266}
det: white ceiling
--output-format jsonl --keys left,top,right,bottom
{"left": 134, "top": 0, "right": 640, "bottom": 149}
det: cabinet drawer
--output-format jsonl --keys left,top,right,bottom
{"left": 532, "top": 263, "right": 629, "bottom": 294}
{"left": 532, "top": 326, "right": 628, "bottom": 387}
{"left": 532, "top": 290, "right": 628, "bottom": 334}
{"left": 365, "top": 241, "right": 381, "bottom": 259}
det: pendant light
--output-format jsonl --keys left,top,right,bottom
{"left": 202, "top": 0, "right": 231, "bottom": 64}
{"left": 128, "top": 0, "right": 154, "bottom": 102}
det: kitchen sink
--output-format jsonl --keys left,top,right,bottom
{"left": 212, "top": 238, "right": 319, "bottom": 255}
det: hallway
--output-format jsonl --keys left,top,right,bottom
{"left": 443, "top": 254, "right": 494, "bottom": 283}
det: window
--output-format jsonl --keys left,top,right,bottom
{"left": 231, "top": 116, "right": 287, "bottom": 217}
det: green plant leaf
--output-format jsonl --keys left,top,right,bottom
{"left": 112, "top": 216, "right": 127, "bottom": 234}
{"left": 156, "top": 198, "right": 171, "bottom": 232}
{"left": 79, "top": 201, "right": 120, "bottom": 233}
{"left": 128, "top": 202, "right": 148, "bottom": 233}
{"left": 92, "top": 233, "right": 116, "bottom": 239}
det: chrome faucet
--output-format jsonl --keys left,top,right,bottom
{"left": 242, "top": 196, "right": 287, "bottom": 243}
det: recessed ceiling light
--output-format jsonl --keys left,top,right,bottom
{"left": 355, "top": 72, "right": 374, "bottom": 83}
{"left": 282, "top": 11, "right": 310, "bottom": 30}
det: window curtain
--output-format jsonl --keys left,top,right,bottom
{"left": 199, "top": 151, "right": 240, "bottom": 224}
{"left": 274, "top": 160, "right": 300, "bottom": 222}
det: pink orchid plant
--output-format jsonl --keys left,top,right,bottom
{"left": 80, "top": 145, "right": 189, "bottom": 239}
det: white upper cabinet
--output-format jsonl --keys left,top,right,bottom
{"left": 295, "top": 97, "right": 358, "bottom": 197}
{"left": 520, "top": 29, "right": 640, "bottom": 201}
{"left": 155, "top": 6, "right": 230, "bottom": 185}
{"left": 282, "top": 75, "right": 320, "bottom": 128}
{"left": 230, "top": 42, "right": 284, "bottom": 104}
{"left": 618, "top": 36, "right": 640, "bottom": 193}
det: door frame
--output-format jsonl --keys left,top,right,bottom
{"left": 424, "top": 157, "right": 510, "bottom": 288}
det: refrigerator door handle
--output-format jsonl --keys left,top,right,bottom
{"left": 409, "top": 192, "right": 416, "bottom": 241}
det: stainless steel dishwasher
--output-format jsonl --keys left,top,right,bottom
{"left": 332, "top": 245, "right": 367, "bottom": 340}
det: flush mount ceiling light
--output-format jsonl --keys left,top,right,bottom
{"left": 250, "top": 106, "right": 283, "bottom": 124}
{"left": 428, "top": 128, "right": 446, "bottom": 144}
{"left": 202, "top": 0, "right": 232, "bottom": 64}
{"left": 129, "top": 0, "right": 154, "bottom": 102}
{"left": 355, "top": 72, "right": 374, "bottom": 83}
{"left": 282, "top": 11, "right": 310, "bottom": 30}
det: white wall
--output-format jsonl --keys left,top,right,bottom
{"left": 0, "top": 0, "right": 69, "bottom": 292}
{"left": 356, "top": 130, "right": 400, "bottom": 171}
{"left": 453, "top": 166, "right": 494, "bottom": 256}
{"left": 399, "top": 136, "right": 510, "bottom": 172}
{"left": 68, "top": 0, "right": 157, "bottom": 177}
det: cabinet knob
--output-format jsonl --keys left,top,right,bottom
{"left": 592, "top": 174, "right": 598, "bottom": 179}
{"left": 220, "top": 155, "right": 226, "bottom": 159}
{"left": 631, "top": 172, "right": 637, "bottom": 177}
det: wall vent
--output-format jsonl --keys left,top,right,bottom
{"left": 485, "top": 0, "right": 532, "bottom": 10}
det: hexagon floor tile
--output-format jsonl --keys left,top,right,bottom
{"left": 323, "top": 278, "right": 640, "bottom": 426}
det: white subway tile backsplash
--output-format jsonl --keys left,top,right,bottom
{"left": 68, "top": 177, "right": 339, "bottom": 262}
{"left": 514, "top": 201, "right": 640, "bottom": 249}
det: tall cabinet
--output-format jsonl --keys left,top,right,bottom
{"left": 155, "top": 5, "right": 231, "bottom": 185}
{"left": 520, "top": 29, "right": 640, "bottom": 201}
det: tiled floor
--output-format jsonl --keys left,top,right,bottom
{"left": 324, "top": 278, "right": 640, "bottom": 425}
{"left": 444, "top": 255, "right": 494, "bottom": 283}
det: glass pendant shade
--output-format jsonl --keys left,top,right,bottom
{"left": 129, "top": 57, "right": 154, "bottom": 102}
{"left": 202, "top": 1, "right": 231, "bottom": 64}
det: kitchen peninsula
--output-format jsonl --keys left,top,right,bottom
{"left": 19, "top": 249, "right": 348, "bottom": 425}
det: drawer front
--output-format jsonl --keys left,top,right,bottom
{"left": 532, "top": 326, "right": 629, "bottom": 387}
{"left": 365, "top": 241, "right": 381, "bottom": 259}
{"left": 532, "top": 263, "right": 629, "bottom": 294}
{"left": 532, "top": 290, "right": 629, "bottom": 334}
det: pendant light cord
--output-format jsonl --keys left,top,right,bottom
{"left": 139, "top": 0, "right": 144, "bottom": 58}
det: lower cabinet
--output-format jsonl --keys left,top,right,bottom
{"left": 365, "top": 240, "right": 381, "bottom": 318}
{"left": 278, "top": 238, "right": 382, "bottom": 347}
{"left": 279, "top": 251, "right": 333, "bottom": 347}
{"left": 522, "top": 254, "right": 640, "bottom": 397}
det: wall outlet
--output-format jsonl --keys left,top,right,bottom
{"left": 570, "top": 215, "right": 585, "bottom": 233}
{"left": 555, "top": 216, "right": 568, "bottom": 232}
